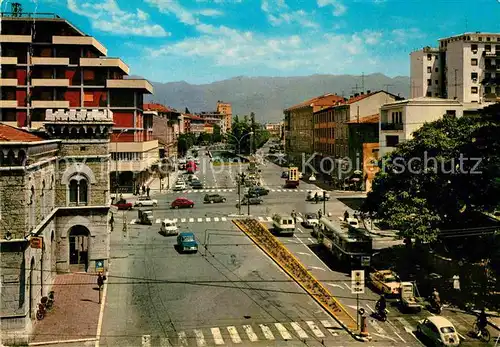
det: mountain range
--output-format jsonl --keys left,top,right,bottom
{"left": 142, "top": 73, "right": 411, "bottom": 123}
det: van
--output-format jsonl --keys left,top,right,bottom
{"left": 160, "top": 219, "right": 179, "bottom": 236}
{"left": 272, "top": 214, "right": 295, "bottom": 235}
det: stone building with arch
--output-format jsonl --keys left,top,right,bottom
{"left": 0, "top": 109, "right": 112, "bottom": 343}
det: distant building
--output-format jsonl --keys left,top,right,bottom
{"left": 410, "top": 32, "right": 500, "bottom": 103}
{"left": 265, "top": 122, "right": 282, "bottom": 137}
{"left": 216, "top": 101, "right": 232, "bottom": 132}
{"left": 144, "top": 103, "right": 181, "bottom": 161}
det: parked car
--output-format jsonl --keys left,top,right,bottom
{"left": 204, "top": 194, "right": 226, "bottom": 203}
{"left": 306, "top": 190, "right": 330, "bottom": 201}
{"left": 160, "top": 219, "right": 179, "bottom": 236}
{"left": 369, "top": 269, "right": 401, "bottom": 296}
{"left": 173, "top": 182, "right": 187, "bottom": 191}
{"left": 112, "top": 198, "right": 133, "bottom": 210}
{"left": 302, "top": 213, "right": 319, "bottom": 228}
{"left": 247, "top": 186, "right": 269, "bottom": 196}
{"left": 281, "top": 171, "right": 288, "bottom": 178}
{"left": 176, "top": 232, "right": 199, "bottom": 253}
{"left": 190, "top": 180, "right": 203, "bottom": 189}
{"left": 417, "top": 316, "right": 460, "bottom": 346}
{"left": 187, "top": 174, "right": 198, "bottom": 181}
{"left": 236, "top": 197, "right": 263, "bottom": 207}
{"left": 171, "top": 197, "right": 194, "bottom": 209}
{"left": 134, "top": 196, "right": 158, "bottom": 207}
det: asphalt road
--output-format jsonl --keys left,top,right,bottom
{"left": 99, "top": 147, "right": 496, "bottom": 347}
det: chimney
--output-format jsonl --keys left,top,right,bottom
{"left": 367, "top": 90, "right": 371, "bottom": 94}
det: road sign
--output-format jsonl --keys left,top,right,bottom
{"left": 351, "top": 270, "right": 365, "bottom": 294}
{"left": 95, "top": 260, "right": 104, "bottom": 273}
{"left": 361, "top": 256, "right": 371, "bottom": 267}
{"left": 30, "top": 237, "right": 43, "bottom": 249}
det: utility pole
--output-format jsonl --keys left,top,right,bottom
{"left": 323, "top": 191, "right": 326, "bottom": 216}
{"left": 454, "top": 69, "right": 458, "bottom": 100}
{"left": 361, "top": 72, "right": 365, "bottom": 93}
{"left": 237, "top": 174, "right": 242, "bottom": 215}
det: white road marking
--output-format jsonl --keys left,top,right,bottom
{"left": 193, "top": 329, "right": 207, "bottom": 347}
{"left": 274, "top": 323, "right": 292, "bottom": 340}
{"left": 259, "top": 324, "right": 275, "bottom": 340}
{"left": 177, "top": 331, "right": 188, "bottom": 346}
{"left": 308, "top": 266, "right": 326, "bottom": 271}
{"left": 189, "top": 218, "right": 194, "bottom": 222}
{"left": 222, "top": 189, "right": 227, "bottom": 192}
{"left": 306, "top": 321, "right": 325, "bottom": 338}
{"left": 221, "top": 217, "right": 227, "bottom": 221}
{"left": 242, "top": 325, "right": 258, "bottom": 342}
{"left": 307, "top": 238, "right": 315, "bottom": 243}
{"left": 290, "top": 322, "right": 308, "bottom": 339}
{"left": 296, "top": 252, "right": 311, "bottom": 256}
{"left": 205, "top": 217, "right": 211, "bottom": 222}
{"left": 214, "top": 217, "right": 219, "bottom": 222}
{"left": 343, "top": 282, "right": 351, "bottom": 291}
{"left": 372, "top": 332, "right": 397, "bottom": 342}
{"left": 271, "top": 189, "right": 276, "bottom": 192}
{"left": 155, "top": 218, "right": 161, "bottom": 224}
{"left": 369, "top": 319, "right": 388, "bottom": 336}
{"left": 226, "top": 326, "right": 242, "bottom": 343}
{"left": 159, "top": 337, "right": 171, "bottom": 347}
{"left": 321, "top": 320, "right": 340, "bottom": 336}
{"left": 197, "top": 218, "right": 203, "bottom": 222}
{"left": 266, "top": 216, "right": 273, "bottom": 222}
{"left": 258, "top": 216, "right": 264, "bottom": 221}
{"left": 130, "top": 219, "right": 136, "bottom": 224}
{"left": 173, "top": 218, "right": 178, "bottom": 223}
{"left": 297, "top": 228, "right": 304, "bottom": 233}
{"left": 211, "top": 328, "right": 224, "bottom": 345}
{"left": 326, "top": 283, "right": 344, "bottom": 289}
{"left": 181, "top": 218, "right": 186, "bottom": 223}
{"left": 142, "top": 335, "right": 151, "bottom": 347}
{"left": 187, "top": 190, "right": 193, "bottom": 193}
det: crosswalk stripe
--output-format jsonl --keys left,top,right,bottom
{"left": 290, "top": 322, "right": 308, "bottom": 339}
{"left": 155, "top": 218, "right": 161, "bottom": 224}
{"left": 130, "top": 219, "right": 136, "bottom": 224}
{"left": 266, "top": 216, "right": 273, "bottom": 222}
{"left": 242, "top": 325, "right": 258, "bottom": 342}
{"left": 178, "top": 331, "right": 188, "bottom": 346}
{"left": 189, "top": 218, "right": 194, "bottom": 222}
{"left": 214, "top": 217, "right": 220, "bottom": 222}
{"left": 274, "top": 323, "right": 292, "bottom": 340}
{"left": 206, "top": 217, "right": 211, "bottom": 222}
{"left": 306, "top": 321, "right": 325, "bottom": 338}
{"left": 142, "top": 335, "right": 151, "bottom": 347}
{"left": 193, "top": 329, "right": 206, "bottom": 347}
{"left": 181, "top": 218, "right": 186, "bottom": 223}
{"left": 227, "top": 326, "right": 242, "bottom": 343}
{"left": 173, "top": 218, "right": 178, "bottom": 223}
{"left": 211, "top": 327, "right": 224, "bottom": 345}
{"left": 217, "top": 189, "right": 221, "bottom": 192}
{"left": 197, "top": 218, "right": 203, "bottom": 222}
{"left": 159, "top": 337, "right": 171, "bottom": 347}
{"left": 258, "top": 216, "right": 264, "bottom": 221}
{"left": 321, "top": 320, "right": 340, "bottom": 336}
{"left": 221, "top": 217, "right": 227, "bottom": 221}
{"left": 222, "top": 189, "right": 227, "bottom": 192}
{"left": 259, "top": 324, "right": 274, "bottom": 340}
{"left": 188, "top": 190, "right": 193, "bottom": 193}
{"left": 369, "top": 319, "right": 387, "bottom": 336}
{"left": 271, "top": 189, "right": 276, "bottom": 192}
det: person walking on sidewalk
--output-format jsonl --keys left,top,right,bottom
{"left": 142, "top": 185, "right": 146, "bottom": 195}
{"left": 146, "top": 186, "right": 151, "bottom": 197}
{"left": 109, "top": 213, "right": 114, "bottom": 232}
{"left": 344, "top": 210, "right": 349, "bottom": 221}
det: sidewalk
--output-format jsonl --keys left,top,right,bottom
{"left": 30, "top": 273, "right": 101, "bottom": 345}
{"left": 119, "top": 170, "right": 180, "bottom": 200}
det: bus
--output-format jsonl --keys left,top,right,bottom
{"left": 284, "top": 166, "right": 299, "bottom": 188}
{"left": 317, "top": 217, "right": 373, "bottom": 269}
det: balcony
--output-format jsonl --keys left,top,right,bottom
{"left": 109, "top": 139, "right": 159, "bottom": 153}
{"left": 80, "top": 58, "right": 130, "bottom": 74}
{"left": 31, "top": 57, "right": 69, "bottom": 66}
{"left": 0, "top": 78, "right": 18, "bottom": 87}
{"left": 0, "top": 35, "right": 31, "bottom": 43}
{"left": 381, "top": 122, "right": 403, "bottom": 131}
{"left": 106, "top": 79, "right": 153, "bottom": 94}
{"left": 31, "top": 100, "right": 69, "bottom": 108}
{"left": 484, "top": 51, "right": 497, "bottom": 58}
{"left": 0, "top": 57, "right": 17, "bottom": 65}
{"left": 31, "top": 78, "right": 70, "bottom": 87}
{"left": 52, "top": 36, "right": 107, "bottom": 56}
{"left": 0, "top": 100, "right": 17, "bottom": 108}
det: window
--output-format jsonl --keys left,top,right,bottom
{"left": 68, "top": 176, "right": 89, "bottom": 205}
{"left": 471, "top": 72, "right": 478, "bottom": 81}
{"left": 496, "top": 45, "right": 500, "bottom": 52}
{"left": 487, "top": 37, "right": 491, "bottom": 42}
{"left": 479, "top": 37, "right": 483, "bottom": 42}
{"left": 386, "top": 135, "right": 399, "bottom": 147}
{"left": 427, "top": 54, "right": 432, "bottom": 61}
{"left": 471, "top": 58, "right": 478, "bottom": 66}
{"left": 471, "top": 86, "right": 478, "bottom": 94}
{"left": 435, "top": 80, "right": 439, "bottom": 85}
{"left": 446, "top": 110, "right": 456, "bottom": 116}
{"left": 427, "top": 66, "right": 432, "bottom": 73}
{"left": 435, "top": 67, "right": 439, "bottom": 72}
{"left": 426, "top": 91, "right": 432, "bottom": 97}
{"left": 471, "top": 44, "right": 478, "bottom": 51}
{"left": 427, "top": 79, "right": 432, "bottom": 86}
{"left": 435, "top": 93, "right": 439, "bottom": 97}
{"left": 485, "top": 72, "right": 491, "bottom": 80}
{"left": 485, "top": 45, "right": 491, "bottom": 52}
{"left": 485, "top": 86, "right": 491, "bottom": 94}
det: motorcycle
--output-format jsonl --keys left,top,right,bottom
{"left": 375, "top": 308, "right": 387, "bottom": 321}
{"left": 429, "top": 298, "right": 442, "bottom": 314}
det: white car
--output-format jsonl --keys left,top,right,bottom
{"left": 417, "top": 316, "right": 460, "bottom": 346}
{"left": 173, "top": 182, "right": 186, "bottom": 191}
{"left": 303, "top": 213, "right": 319, "bottom": 228}
{"left": 160, "top": 219, "right": 179, "bottom": 236}
{"left": 309, "top": 174, "right": 316, "bottom": 182}
{"left": 134, "top": 196, "right": 158, "bottom": 207}
{"left": 299, "top": 172, "right": 304, "bottom": 179}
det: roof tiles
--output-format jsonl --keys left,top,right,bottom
{"left": 0, "top": 124, "right": 44, "bottom": 142}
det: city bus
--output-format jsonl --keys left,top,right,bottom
{"left": 317, "top": 217, "right": 373, "bottom": 269}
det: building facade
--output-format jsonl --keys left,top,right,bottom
{"left": 0, "top": 13, "right": 155, "bottom": 195}
{"left": 410, "top": 32, "right": 500, "bottom": 103}
{"left": 216, "top": 101, "right": 232, "bottom": 133}
{"left": 0, "top": 109, "right": 111, "bottom": 343}
{"left": 265, "top": 122, "right": 283, "bottom": 138}
{"left": 145, "top": 103, "right": 180, "bottom": 161}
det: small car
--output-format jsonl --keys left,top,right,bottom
{"left": 160, "top": 219, "right": 179, "bottom": 236}
{"left": 417, "top": 316, "right": 460, "bottom": 346}
{"left": 303, "top": 213, "right": 319, "bottom": 228}
{"left": 309, "top": 174, "right": 316, "bottom": 181}
{"left": 134, "top": 196, "right": 158, "bottom": 207}
{"left": 177, "top": 232, "right": 199, "bottom": 253}
{"left": 171, "top": 197, "right": 194, "bottom": 209}
{"left": 173, "top": 182, "right": 187, "bottom": 191}
{"left": 187, "top": 174, "right": 198, "bottom": 181}
{"left": 190, "top": 180, "right": 203, "bottom": 189}
{"left": 306, "top": 190, "right": 330, "bottom": 201}
{"left": 236, "top": 197, "right": 263, "bottom": 207}
{"left": 247, "top": 186, "right": 269, "bottom": 196}
{"left": 281, "top": 171, "right": 288, "bottom": 178}
{"left": 369, "top": 270, "right": 401, "bottom": 296}
{"left": 204, "top": 194, "right": 226, "bottom": 203}
{"left": 112, "top": 198, "right": 133, "bottom": 210}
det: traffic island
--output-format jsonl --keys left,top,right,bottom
{"left": 233, "top": 218, "right": 365, "bottom": 340}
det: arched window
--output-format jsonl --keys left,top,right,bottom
{"left": 68, "top": 175, "right": 89, "bottom": 206}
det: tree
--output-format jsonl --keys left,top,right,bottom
{"left": 177, "top": 133, "right": 195, "bottom": 156}
{"left": 185, "top": 107, "right": 190, "bottom": 114}
{"left": 363, "top": 106, "right": 500, "bottom": 244}
{"left": 212, "top": 124, "right": 223, "bottom": 143}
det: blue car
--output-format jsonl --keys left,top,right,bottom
{"left": 176, "top": 232, "right": 198, "bottom": 253}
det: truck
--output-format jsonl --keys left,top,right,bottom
{"left": 137, "top": 209, "right": 154, "bottom": 225}
{"left": 272, "top": 214, "right": 295, "bottom": 236}
{"left": 284, "top": 167, "right": 299, "bottom": 188}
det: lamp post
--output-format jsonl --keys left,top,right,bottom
{"left": 226, "top": 131, "right": 254, "bottom": 155}
{"left": 114, "top": 128, "right": 130, "bottom": 201}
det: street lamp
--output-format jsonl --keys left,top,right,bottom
{"left": 114, "top": 128, "right": 130, "bottom": 201}
{"left": 226, "top": 131, "right": 254, "bottom": 155}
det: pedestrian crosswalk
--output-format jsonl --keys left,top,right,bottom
{"left": 140, "top": 319, "right": 344, "bottom": 346}
{"left": 130, "top": 216, "right": 276, "bottom": 225}
{"left": 170, "top": 188, "right": 316, "bottom": 194}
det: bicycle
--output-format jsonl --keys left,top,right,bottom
{"left": 473, "top": 321, "right": 491, "bottom": 343}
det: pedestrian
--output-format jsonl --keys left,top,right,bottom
{"left": 146, "top": 186, "right": 150, "bottom": 197}
{"left": 142, "top": 185, "right": 146, "bottom": 195}
{"left": 109, "top": 213, "right": 114, "bottom": 232}
{"left": 318, "top": 210, "right": 322, "bottom": 219}
{"left": 291, "top": 209, "right": 297, "bottom": 224}
{"left": 344, "top": 210, "right": 349, "bottom": 221}
{"left": 314, "top": 192, "right": 318, "bottom": 204}
{"left": 136, "top": 185, "right": 140, "bottom": 196}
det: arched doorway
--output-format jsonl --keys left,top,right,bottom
{"left": 29, "top": 258, "right": 35, "bottom": 319}
{"left": 68, "top": 225, "right": 90, "bottom": 272}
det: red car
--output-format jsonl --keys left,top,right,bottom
{"left": 171, "top": 197, "right": 194, "bottom": 209}
{"left": 112, "top": 199, "right": 133, "bottom": 210}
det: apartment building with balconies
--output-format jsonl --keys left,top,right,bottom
{"left": 216, "top": 100, "right": 232, "bottom": 133}
{"left": 144, "top": 103, "right": 180, "bottom": 161}
{"left": 410, "top": 32, "right": 500, "bottom": 103}
{"left": 0, "top": 12, "right": 155, "bottom": 195}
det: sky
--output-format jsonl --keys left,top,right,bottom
{"left": 5, "top": 0, "right": 500, "bottom": 84}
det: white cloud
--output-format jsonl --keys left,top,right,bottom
{"left": 261, "top": 0, "right": 318, "bottom": 28}
{"left": 145, "top": 0, "right": 198, "bottom": 25}
{"left": 67, "top": 0, "right": 170, "bottom": 37}
{"left": 361, "top": 30, "right": 383, "bottom": 45}
{"left": 391, "top": 28, "right": 425, "bottom": 43}
{"left": 198, "top": 9, "right": 224, "bottom": 17}
{"left": 317, "top": 0, "right": 347, "bottom": 17}
{"left": 196, "top": 0, "right": 242, "bottom": 2}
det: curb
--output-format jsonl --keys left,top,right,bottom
{"left": 29, "top": 337, "right": 97, "bottom": 346}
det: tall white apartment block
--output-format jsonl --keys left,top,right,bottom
{"left": 410, "top": 32, "right": 500, "bottom": 104}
